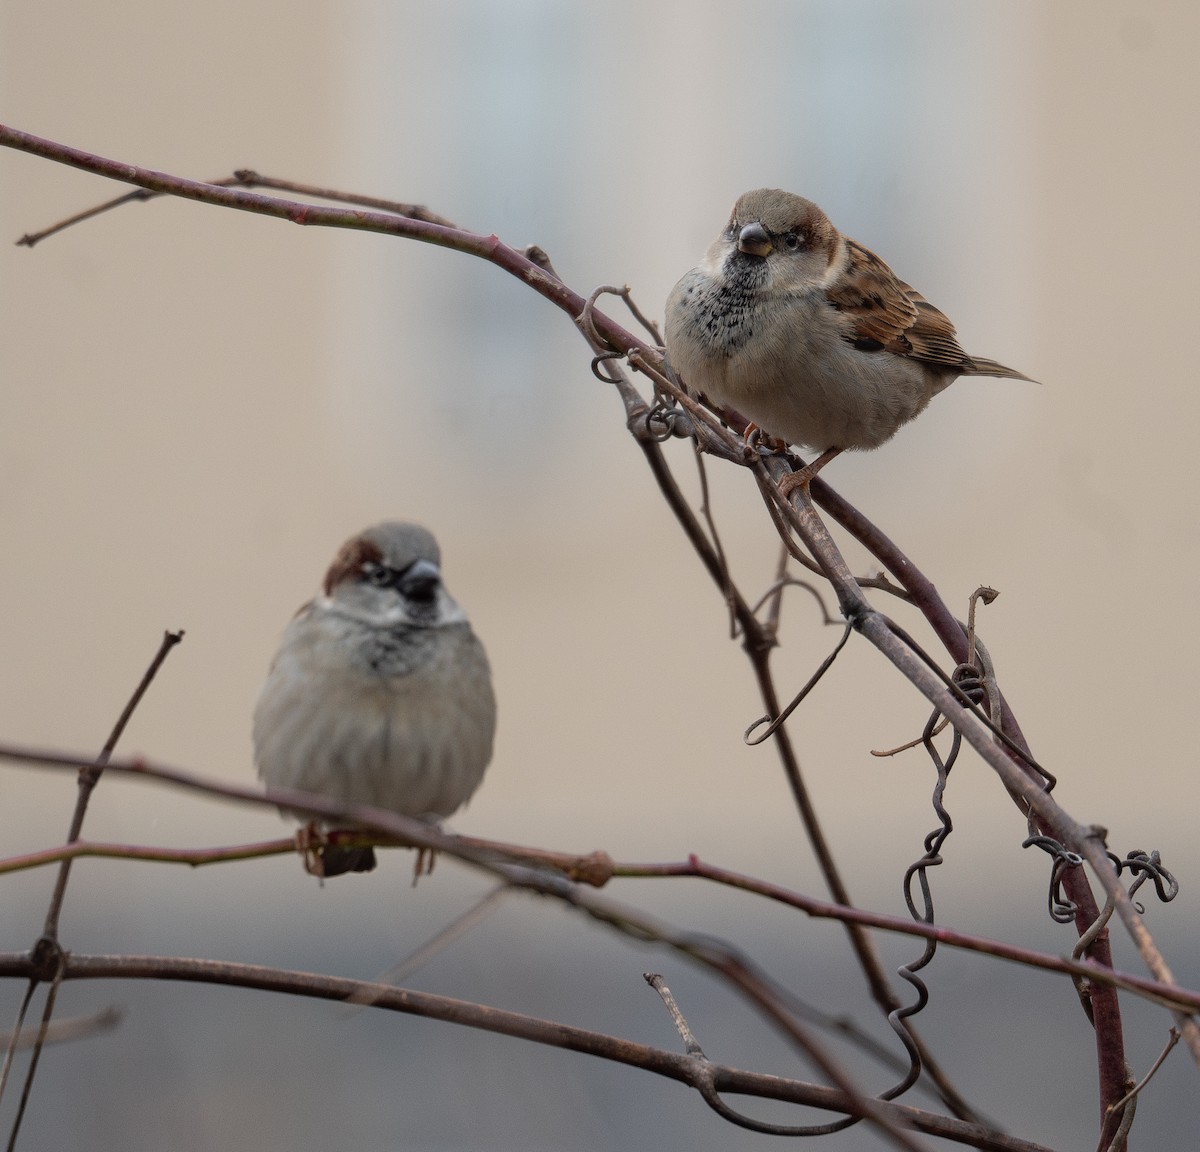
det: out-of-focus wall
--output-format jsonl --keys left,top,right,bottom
{"left": 1, "top": 2, "right": 1197, "bottom": 1146}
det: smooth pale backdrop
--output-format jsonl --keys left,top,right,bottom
{"left": 2, "top": 2, "right": 1197, "bottom": 1148}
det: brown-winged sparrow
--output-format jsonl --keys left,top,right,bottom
{"left": 254, "top": 521, "right": 496, "bottom": 877}
{"left": 665, "top": 188, "right": 1032, "bottom": 483}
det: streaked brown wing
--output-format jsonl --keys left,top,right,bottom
{"left": 828, "top": 239, "right": 971, "bottom": 372}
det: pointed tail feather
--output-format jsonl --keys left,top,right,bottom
{"left": 967, "top": 356, "right": 1037, "bottom": 383}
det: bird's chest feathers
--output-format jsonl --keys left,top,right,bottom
{"left": 683, "top": 262, "right": 775, "bottom": 356}
{"left": 694, "top": 279, "right": 841, "bottom": 395}
{"left": 355, "top": 626, "right": 439, "bottom": 680}
{"left": 280, "top": 618, "right": 443, "bottom": 708}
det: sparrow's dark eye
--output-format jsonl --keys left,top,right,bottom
{"left": 782, "top": 231, "right": 801, "bottom": 250}
{"left": 362, "top": 564, "right": 393, "bottom": 588}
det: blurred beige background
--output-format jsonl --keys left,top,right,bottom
{"left": 2, "top": 1, "right": 1198, "bottom": 1148}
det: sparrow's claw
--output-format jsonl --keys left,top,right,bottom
{"left": 296, "top": 822, "right": 327, "bottom": 877}
{"left": 741, "top": 423, "right": 789, "bottom": 461}
{"left": 777, "top": 447, "right": 843, "bottom": 498}
{"left": 412, "top": 847, "right": 440, "bottom": 886}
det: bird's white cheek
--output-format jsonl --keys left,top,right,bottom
{"left": 436, "top": 592, "right": 468, "bottom": 626}
{"left": 699, "top": 241, "right": 734, "bottom": 279}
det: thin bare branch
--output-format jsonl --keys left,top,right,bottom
{"left": 344, "top": 886, "right": 509, "bottom": 1011}
{"left": 0, "top": 1008, "right": 122, "bottom": 1051}
{"left": 751, "top": 454, "right": 1193, "bottom": 1086}
{"left": 645, "top": 974, "right": 705, "bottom": 1057}
{"left": 44, "top": 629, "right": 185, "bottom": 939}
{"left": 0, "top": 951, "right": 1055, "bottom": 1152}
{"left": 4, "top": 629, "right": 183, "bottom": 1150}
{"left": 0, "top": 805, "right": 1187, "bottom": 1016}
{"left": 1098, "top": 1029, "right": 1178, "bottom": 1151}
{"left": 645, "top": 972, "right": 863, "bottom": 1139}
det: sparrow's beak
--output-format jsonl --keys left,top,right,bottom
{"left": 737, "top": 222, "right": 773, "bottom": 258}
{"left": 399, "top": 558, "right": 441, "bottom": 601}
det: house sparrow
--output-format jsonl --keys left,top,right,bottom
{"left": 253, "top": 521, "right": 496, "bottom": 877}
{"left": 665, "top": 189, "right": 1032, "bottom": 481}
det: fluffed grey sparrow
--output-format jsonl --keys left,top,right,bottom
{"left": 253, "top": 521, "right": 496, "bottom": 877}
{"left": 665, "top": 189, "right": 1032, "bottom": 480}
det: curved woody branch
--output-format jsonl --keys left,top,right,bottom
{"left": 0, "top": 950, "right": 1053, "bottom": 1152}
{"left": 0, "top": 747, "right": 1195, "bottom": 1018}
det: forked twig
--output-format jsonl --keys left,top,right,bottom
{"left": 2, "top": 630, "right": 183, "bottom": 1150}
